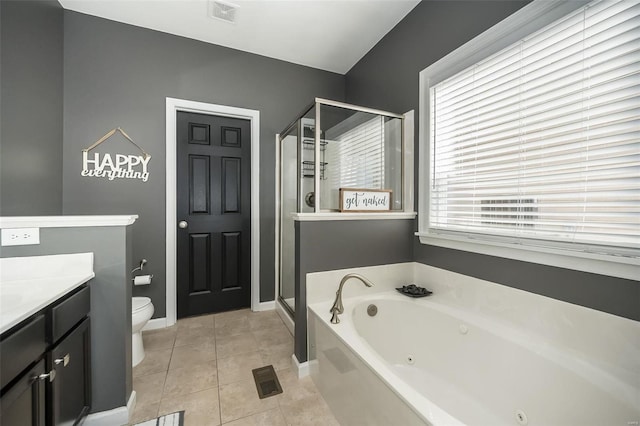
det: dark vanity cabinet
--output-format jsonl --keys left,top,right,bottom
{"left": 0, "top": 284, "right": 91, "bottom": 426}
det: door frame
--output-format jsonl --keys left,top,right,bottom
{"left": 165, "top": 97, "right": 260, "bottom": 326}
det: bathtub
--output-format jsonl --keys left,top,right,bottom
{"left": 308, "top": 290, "right": 640, "bottom": 426}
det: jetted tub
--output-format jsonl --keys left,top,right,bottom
{"left": 308, "top": 291, "right": 640, "bottom": 426}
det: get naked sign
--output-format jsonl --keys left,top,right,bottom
{"left": 339, "top": 188, "right": 392, "bottom": 212}
{"left": 81, "top": 127, "right": 151, "bottom": 183}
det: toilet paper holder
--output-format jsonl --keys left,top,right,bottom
{"left": 132, "top": 274, "right": 153, "bottom": 285}
{"left": 131, "top": 259, "right": 153, "bottom": 283}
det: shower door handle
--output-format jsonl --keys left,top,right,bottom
{"left": 178, "top": 221, "right": 188, "bottom": 229}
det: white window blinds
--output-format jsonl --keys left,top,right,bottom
{"left": 429, "top": 0, "right": 639, "bottom": 253}
{"left": 329, "top": 116, "right": 385, "bottom": 189}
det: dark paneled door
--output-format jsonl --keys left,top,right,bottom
{"left": 177, "top": 111, "right": 251, "bottom": 318}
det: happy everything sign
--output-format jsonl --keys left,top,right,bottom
{"left": 81, "top": 152, "right": 150, "bottom": 182}
{"left": 81, "top": 127, "right": 151, "bottom": 183}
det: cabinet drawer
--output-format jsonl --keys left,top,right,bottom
{"left": 50, "top": 286, "right": 90, "bottom": 343}
{"left": 0, "top": 315, "right": 46, "bottom": 391}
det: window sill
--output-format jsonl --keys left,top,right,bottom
{"left": 293, "top": 212, "right": 416, "bottom": 221}
{"left": 416, "top": 232, "right": 639, "bottom": 281}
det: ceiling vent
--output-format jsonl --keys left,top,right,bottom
{"left": 209, "top": 0, "right": 239, "bottom": 24}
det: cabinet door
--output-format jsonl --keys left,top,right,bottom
{"left": 0, "top": 359, "right": 46, "bottom": 426}
{"left": 50, "top": 318, "right": 90, "bottom": 426}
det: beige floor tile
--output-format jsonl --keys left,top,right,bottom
{"left": 216, "top": 333, "right": 259, "bottom": 359}
{"left": 133, "top": 371, "right": 166, "bottom": 405}
{"left": 219, "top": 378, "right": 279, "bottom": 423}
{"left": 258, "top": 341, "right": 293, "bottom": 372}
{"left": 214, "top": 308, "right": 251, "bottom": 329}
{"left": 163, "top": 360, "right": 218, "bottom": 397}
{"left": 159, "top": 388, "right": 221, "bottom": 426}
{"left": 129, "top": 400, "right": 160, "bottom": 425}
{"left": 276, "top": 368, "right": 319, "bottom": 404}
{"left": 217, "top": 351, "right": 265, "bottom": 385}
{"left": 177, "top": 314, "right": 215, "bottom": 330}
{"left": 175, "top": 326, "right": 216, "bottom": 348}
{"left": 221, "top": 407, "right": 287, "bottom": 426}
{"left": 215, "top": 316, "right": 251, "bottom": 338}
{"left": 279, "top": 393, "right": 339, "bottom": 426}
{"left": 247, "top": 311, "right": 284, "bottom": 332}
{"left": 142, "top": 326, "right": 177, "bottom": 351}
{"left": 133, "top": 348, "right": 172, "bottom": 378}
{"left": 252, "top": 323, "right": 292, "bottom": 348}
{"left": 169, "top": 343, "right": 217, "bottom": 370}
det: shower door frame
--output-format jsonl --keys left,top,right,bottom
{"left": 275, "top": 98, "right": 410, "bottom": 321}
{"left": 275, "top": 117, "right": 303, "bottom": 319}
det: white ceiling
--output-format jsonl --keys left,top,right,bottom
{"left": 58, "top": 0, "right": 421, "bottom": 74}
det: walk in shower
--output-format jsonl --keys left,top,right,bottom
{"left": 276, "top": 98, "right": 406, "bottom": 317}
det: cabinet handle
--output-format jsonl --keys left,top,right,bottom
{"left": 38, "top": 370, "right": 56, "bottom": 383}
{"left": 54, "top": 354, "right": 70, "bottom": 367}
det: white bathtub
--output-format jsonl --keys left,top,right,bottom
{"left": 308, "top": 285, "right": 640, "bottom": 426}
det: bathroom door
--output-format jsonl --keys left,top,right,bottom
{"left": 176, "top": 111, "right": 251, "bottom": 318}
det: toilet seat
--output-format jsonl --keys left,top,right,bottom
{"left": 133, "top": 297, "right": 151, "bottom": 313}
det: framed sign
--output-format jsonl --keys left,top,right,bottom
{"left": 81, "top": 127, "right": 151, "bottom": 183}
{"left": 339, "top": 188, "right": 392, "bottom": 212}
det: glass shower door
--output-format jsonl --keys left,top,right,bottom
{"left": 278, "top": 127, "right": 298, "bottom": 314}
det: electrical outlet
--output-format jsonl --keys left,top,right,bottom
{"left": 1, "top": 228, "right": 40, "bottom": 246}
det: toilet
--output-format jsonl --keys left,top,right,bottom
{"left": 132, "top": 297, "right": 154, "bottom": 367}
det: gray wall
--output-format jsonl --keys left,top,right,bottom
{"left": 294, "top": 219, "right": 414, "bottom": 361}
{"left": 0, "top": 0, "right": 63, "bottom": 215}
{"left": 62, "top": 11, "right": 346, "bottom": 316}
{"left": 345, "top": 0, "right": 639, "bottom": 321}
{"left": 0, "top": 226, "right": 134, "bottom": 413}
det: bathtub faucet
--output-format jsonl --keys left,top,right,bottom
{"left": 330, "top": 273, "right": 374, "bottom": 324}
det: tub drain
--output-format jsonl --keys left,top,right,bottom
{"left": 406, "top": 355, "right": 415, "bottom": 365}
{"left": 367, "top": 304, "right": 378, "bottom": 317}
{"left": 515, "top": 409, "right": 528, "bottom": 425}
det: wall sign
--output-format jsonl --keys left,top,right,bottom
{"left": 339, "top": 188, "right": 392, "bottom": 212}
{"left": 81, "top": 127, "right": 151, "bottom": 182}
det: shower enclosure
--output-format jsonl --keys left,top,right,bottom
{"left": 276, "top": 98, "right": 406, "bottom": 317}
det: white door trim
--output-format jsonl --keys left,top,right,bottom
{"left": 165, "top": 97, "right": 260, "bottom": 326}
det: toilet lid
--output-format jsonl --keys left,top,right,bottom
{"left": 132, "top": 297, "right": 152, "bottom": 312}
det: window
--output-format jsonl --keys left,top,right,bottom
{"left": 328, "top": 116, "right": 385, "bottom": 189}
{"left": 418, "top": 0, "right": 639, "bottom": 278}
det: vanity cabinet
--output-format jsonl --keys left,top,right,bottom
{"left": 0, "top": 284, "right": 91, "bottom": 426}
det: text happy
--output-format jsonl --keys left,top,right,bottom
{"left": 81, "top": 152, "right": 151, "bottom": 182}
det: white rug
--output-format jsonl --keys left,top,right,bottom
{"left": 134, "top": 411, "right": 184, "bottom": 426}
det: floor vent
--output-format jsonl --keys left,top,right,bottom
{"left": 252, "top": 365, "right": 283, "bottom": 399}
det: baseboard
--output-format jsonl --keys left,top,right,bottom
{"left": 143, "top": 303, "right": 273, "bottom": 332}
{"left": 83, "top": 391, "right": 135, "bottom": 426}
{"left": 142, "top": 317, "right": 167, "bottom": 331}
{"left": 291, "top": 354, "right": 310, "bottom": 378}
{"left": 128, "top": 390, "right": 137, "bottom": 420}
{"left": 254, "top": 300, "right": 276, "bottom": 312}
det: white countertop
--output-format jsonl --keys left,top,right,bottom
{"left": 0, "top": 215, "right": 138, "bottom": 229}
{"left": 0, "top": 253, "right": 95, "bottom": 334}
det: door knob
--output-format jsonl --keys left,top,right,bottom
{"left": 178, "top": 221, "right": 188, "bottom": 229}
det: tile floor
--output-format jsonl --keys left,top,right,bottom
{"left": 129, "top": 309, "right": 340, "bottom": 426}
